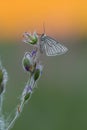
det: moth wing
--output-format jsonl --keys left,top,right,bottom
{"left": 44, "top": 36, "right": 68, "bottom": 56}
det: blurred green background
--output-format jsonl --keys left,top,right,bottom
{"left": 0, "top": 37, "right": 87, "bottom": 130}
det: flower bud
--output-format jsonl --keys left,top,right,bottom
{"left": 0, "top": 69, "right": 3, "bottom": 85}
{"left": 34, "top": 65, "right": 43, "bottom": 81}
{"left": 34, "top": 68, "right": 40, "bottom": 81}
{"left": 23, "top": 32, "right": 38, "bottom": 45}
{"left": 0, "top": 69, "right": 4, "bottom": 94}
{"left": 22, "top": 53, "right": 36, "bottom": 73}
{"left": 24, "top": 92, "right": 31, "bottom": 102}
{"left": 23, "top": 57, "right": 31, "bottom": 71}
{"left": 0, "top": 83, "right": 4, "bottom": 95}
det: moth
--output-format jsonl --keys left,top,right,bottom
{"left": 39, "top": 33, "right": 68, "bottom": 56}
{"left": 38, "top": 24, "right": 68, "bottom": 56}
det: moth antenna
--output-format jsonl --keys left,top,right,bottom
{"left": 37, "top": 22, "right": 46, "bottom": 35}
{"left": 43, "top": 22, "right": 45, "bottom": 34}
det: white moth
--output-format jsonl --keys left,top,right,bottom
{"left": 39, "top": 33, "right": 68, "bottom": 56}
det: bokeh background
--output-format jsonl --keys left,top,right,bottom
{"left": 0, "top": 0, "right": 87, "bottom": 130}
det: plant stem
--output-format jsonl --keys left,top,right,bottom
{"left": 0, "top": 95, "right": 3, "bottom": 114}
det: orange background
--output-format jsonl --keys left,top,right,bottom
{"left": 0, "top": 0, "right": 87, "bottom": 38}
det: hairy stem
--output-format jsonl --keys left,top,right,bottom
{"left": 0, "top": 95, "right": 2, "bottom": 114}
